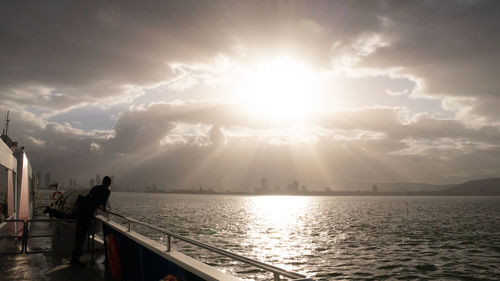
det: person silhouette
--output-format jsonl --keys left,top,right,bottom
{"left": 44, "top": 176, "right": 112, "bottom": 266}
{"left": 71, "top": 176, "right": 111, "bottom": 266}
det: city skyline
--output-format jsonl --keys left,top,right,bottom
{"left": 40, "top": 172, "right": 117, "bottom": 190}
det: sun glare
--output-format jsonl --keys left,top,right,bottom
{"left": 239, "top": 56, "right": 318, "bottom": 121}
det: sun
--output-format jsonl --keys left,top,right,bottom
{"left": 238, "top": 56, "right": 317, "bottom": 122}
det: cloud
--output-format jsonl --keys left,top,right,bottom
{"left": 0, "top": 107, "right": 112, "bottom": 178}
{"left": 90, "top": 142, "right": 101, "bottom": 152}
{"left": 3, "top": 1, "right": 498, "bottom": 116}
{"left": 356, "top": 1, "right": 500, "bottom": 121}
{"left": 93, "top": 102, "right": 500, "bottom": 186}
{"left": 2, "top": 1, "right": 500, "bottom": 188}
{"left": 26, "top": 136, "right": 46, "bottom": 148}
{"left": 4, "top": 99, "right": 500, "bottom": 188}
{"left": 0, "top": 1, "right": 385, "bottom": 112}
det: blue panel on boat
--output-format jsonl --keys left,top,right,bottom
{"left": 103, "top": 224, "right": 205, "bottom": 281}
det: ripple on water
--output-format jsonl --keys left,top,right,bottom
{"left": 490, "top": 245, "right": 500, "bottom": 253}
{"left": 416, "top": 264, "right": 438, "bottom": 272}
{"left": 378, "top": 264, "right": 403, "bottom": 270}
{"left": 316, "top": 272, "right": 343, "bottom": 278}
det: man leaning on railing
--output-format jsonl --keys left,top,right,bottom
{"left": 44, "top": 176, "right": 112, "bottom": 267}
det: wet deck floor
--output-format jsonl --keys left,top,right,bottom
{"left": 0, "top": 215, "right": 105, "bottom": 280}
{"left": 0, "top": 252, "right": 105, "bottom": 281}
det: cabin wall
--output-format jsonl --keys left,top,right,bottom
{"left": 0, "top": 140, "right": 18, "bottom": 235}
{"left": 0, "top": 139, "right": 16, "bottom": 173}
{"left": 17, "top": 152, "right": 33, "bottom": 223}
{"left": 0, "top": 168, "right": 7, "bottom": 218}
{"left": 7, "top": 170, "right": 15, "bottom": 217}
{"left": 0, "top": 140, "right": 17, "bottom": 218}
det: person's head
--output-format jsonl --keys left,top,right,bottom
{"left": 102, "top": 176, "right": 112, "bottom": 188}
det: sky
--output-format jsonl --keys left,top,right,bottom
{"left": 1, "top": 1, "right": 500, "bottom": 190}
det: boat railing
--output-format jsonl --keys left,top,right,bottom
{"left": 99, "top": 210, "right": 308, "bottom": 281}
{"left": 0, "top": 213, "right": 26, "bottom": 254}
{"left": 0, "top": 213, "right": 17, "bottom": 228}
{"left": 24, "top": 218, "right": 77, "bottom": 254}
{"left": 0, "top": 216, "right": 78, "bottom": 254}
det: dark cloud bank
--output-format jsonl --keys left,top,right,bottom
{"left": 7, "top": 102, "right": 500, "bottom": 190}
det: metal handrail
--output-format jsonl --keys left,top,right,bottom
{"left": 25, "top": 218, "right": 77, "bottom": 254}
{"left": 0, "top": 213, "right": 17, "bottom": 228}
{"left": 100, "top": 210, "right": 307, "bottom": 281}
{"left": 0, "top": 219, "right": 26, "bottom": 254}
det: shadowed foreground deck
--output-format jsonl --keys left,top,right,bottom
{"left": 0, "top": 215, "right": 105, "bottom": 281}
{"left": 0, "top": 252, "right": 105, "bottom": 281}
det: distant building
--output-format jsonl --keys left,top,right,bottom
{"left": 261, "top": 177, "right": 269, "bottom": 190}
{"left": 372, "top": 185, "right": 378, "bottom": 193}
{"left": 45, "top": 172, "right": 51, "bottom": 188}
{"left": 96, "top": 174, "right": 101, "bottom": 185}
{"left": 36, "top": 172, "right": 41, "bottom": 188}
{"left": 254, "top": 177, "right": 270, "bottom": 193}
{"left": 90, "top": 178, "right": 95, "bottom": 187}
{"left": 286, "top": 180, "right": 299, "bottom": 193}
{"left": 68, "top": 179, "right": 78, "bottom": 189}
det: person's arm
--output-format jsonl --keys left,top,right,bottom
{"left": 100, "top": 189, "right": 110, "bottom": 211}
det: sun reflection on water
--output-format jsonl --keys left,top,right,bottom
{"left": 250, "top": 196, "right": 309, "bottom": 228}
{"left": 243, "top": 196, "right": 314, "bottom": 271}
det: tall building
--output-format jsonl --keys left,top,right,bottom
{"left": 45, "top": 172, "right": 51, "bottom": 188}
{"left": 90, "top": 178, "right": 95, "bottom": 187}
{"left": 261, "top": 177, "right": 268, "bottom": 190}
{"left": 36, "top": 172, "right": 41, "bottom": 188}
{"left": 111, "top": 175, "right": 115, "bottom": 185}
{"left": 286, "top": 180, "right": 299, "bottom": 192}
{"left": 96, "top": 174, "right": 101, "bottom": 185}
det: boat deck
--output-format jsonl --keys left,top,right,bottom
{"left": 0, "top": 215, "right": 105, "bottom": 281}
{"left": 0, "top": 252, "right": 105, "bottom": 281}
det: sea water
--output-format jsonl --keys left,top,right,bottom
{"left": 110, "top": 193, "right": 500, "bottom": 280}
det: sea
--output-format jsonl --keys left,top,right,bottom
{"left": 109, "top": 193, "right": 500, "bottom": 280}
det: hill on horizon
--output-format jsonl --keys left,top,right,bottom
{"left": 374, "top": 182, "right": 453, "bottom": 192}
{"left": 326, "top": 181, "right": 452, "bottom": 192}
{"left": 445, "top": 178, "right": 500, "bottom": 195}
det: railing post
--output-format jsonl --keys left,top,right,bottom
{"left": 167, "top": 235, "right": 171, "bottom": 252}
{"left": 22, "top": 221, "right": 27, "bottom": 254}
{"left": 273, "top": 272, "right": 280, "bottom": 281}
{"left": 107, "top": 212, "right": 110, "bottom": 222}
{"left": 127, "top": 220, "right": 131, "bottom": 232}
{"left": 91, "top": 219, "right": 96, "bottom": 264}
